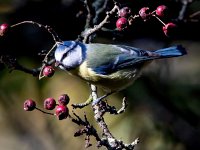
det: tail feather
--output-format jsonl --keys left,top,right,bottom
{"left": 154, "top": 45, "right": 187, "bottom": 58}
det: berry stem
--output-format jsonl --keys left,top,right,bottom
{"left": 152, "top": 15, "right": 166, "bottom": 26}
{"left": 35, "top": 107, "right": 55, "bottom": 115}
{"left": 39, "top": 43, "right": 57, "bottom": 80}
{"left": 11, "top": 20, "right": 62, "bottom": 43}
{"left": 189, "top": 10, "right": 200, "bottom": 18}
{"left": 128, "top": 14, "right": 140, "bottom": 25}
{"left": 151, "top": 10, "right": 156, "bottom": 15}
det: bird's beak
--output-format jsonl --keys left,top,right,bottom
{"left": 55, "top": 61, "right": 60, "bottom": 67}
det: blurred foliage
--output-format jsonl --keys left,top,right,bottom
{"left": 0, "top": 0, "right": 200, "bottom": 150}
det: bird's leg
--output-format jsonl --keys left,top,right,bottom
{"left": 90, "top": 84, "right": 98, "bottom": 100}
{"left": 90, "top": 84, "right": 114, "bottom": 105}
{"left": 92, "top": 92, "right": 113, "bottom": 105}
{"left": 72, "top": 84, "right": 113, "bottom": 108}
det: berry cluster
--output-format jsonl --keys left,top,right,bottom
{"left": 116, "top": 5, "right": 177, "bottom": 37}
{"left": 24, "top": 94, "right": 70, "bottom": 120}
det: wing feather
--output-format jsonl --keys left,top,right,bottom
{"left": 86, "top": 44, "right": 158, "bottom": 75}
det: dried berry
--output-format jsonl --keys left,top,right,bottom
{"left": 58, "top": 94, "right": 70, "bottom": 105}
{"left": 116, "top": 17, "right": 128, "bottom": 31}
{"left": 55, "top": 105, "right": 69, "bottom": 120}
{"left": 119, "top": 7, "right": 131, "bottom": 18}
{"left": 139, "top": 7, "right": 150, "bottom": 21}
{"left": 156, "top": 5, "right": 168, "bottom": 17}
{"left": 0, "top": 23, "right": 9, "bottom": 36}
{"left": 24, "top": 99, "right": 36, "bottom": 111}
{"left": 42, "top": 66, "right": 55, "bottom": 77}
{"left": 44, "top": 97, "right": 56, "bottom": 110}
{"left": 163, "top": 22, "right": 177, "bottom": 37}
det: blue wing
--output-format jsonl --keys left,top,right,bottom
{"left": 86, "top": 44, "right": 157, "bottom": 75}
{"left": 86, "top": 44, "right": 186, "bottom": 75}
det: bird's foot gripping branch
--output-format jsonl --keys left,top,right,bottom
{"left": 0, "top": 0, "right": 188, "bottom": 149}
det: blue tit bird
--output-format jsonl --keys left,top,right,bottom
{"left": 54, "top": 41, "right": 187, "bottom": 104}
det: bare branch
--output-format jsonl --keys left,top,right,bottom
{"left": 70, "top": 111, "right": 103, "bottom": 148}
{"left": 97, "top": 97, "right": 128, "bottom": 115}
{"left": 117, "top": 97, "right": 128, "bottom": 114}
{"left": 82, "top": 4, "right": 119, "bottom": 43}
{"left": 93, "top": 0, "right": 109, "bottom": 24}
{"left": 0, "top": 55, "right": 40, "bottom": 76}
{"left": 84, "top": 0, "right": 95, "bottom": 28}
{"left": 11, "top": 21, "right": 62, "bottom": 43}
{"left": 35, "top": 107, "right": 55, "bottom": 116}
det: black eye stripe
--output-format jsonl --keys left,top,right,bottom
{"left": 60, "top": 42, "right": 78, "bottom": 62}
{"left": 139, "top": 50, "right": 149, "bottom": 56}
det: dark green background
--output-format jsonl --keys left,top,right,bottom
{"left": 0, "top": 0, "right": 200, "bottom": 150}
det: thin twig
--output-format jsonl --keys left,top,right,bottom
{"left": 39, "top": 43, "right": 57, "bottom": 80}
{"left": 70, "top": 111, "right": 103, "bottom": 147}
{"left": 178, "top": 0, "right": 193, "bottom": 21}
{"left": 1, "top": 21, "right": 61, "bottom": 77}
{"left": 0, "top": 55, "right": 41, "bottom": 76}
{"left": 82, "top": 4, "right": 119, "bottom": 43}
{"left": 152, "top": 15, "right": 166, "bottom": 26}
{"left": 84, "top": 0, "right": 95, "bottom": 28}
{"left": 189, "top": 10, "right": 200, "bottom": 18}
{"left": 93, "top": 0, "right": 109, "bottom": 24}
{"left": 11, "top": 21, "right": 62, "bottom": 43}
{"left": 99, "top": 97, "right": 128, "bottom": 115}
{"left": 35, "top": 107, "right": 55, "bottom": 115}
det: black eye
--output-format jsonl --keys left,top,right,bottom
{"left": 140, "top": 50, "right": 149, "bottom": 56}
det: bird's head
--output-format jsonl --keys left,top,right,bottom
{"left": 54, "top": 41, "right": 86, "bottom": 71}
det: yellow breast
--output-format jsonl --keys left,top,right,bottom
{"left": 68, "top": 61, "right": 140, "bottom": 92}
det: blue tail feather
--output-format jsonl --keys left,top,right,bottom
{"left": 154, "top": 45, "right": 187, "bottom": 58}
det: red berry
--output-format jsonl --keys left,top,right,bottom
{"left": 139, "top": 7, "right": 151, "bottom": 21}
{"left": 116, "top": 17, "right": 128, "bottom": 31}
{"left": 24, "top": 99, "right": 36, "bottom": 111}
{"left": 58, "top": 94, "right": 70, "bottom": 105}
{"left": 55, "top": 105, "right": 69, "bottom": 120}
{"left": 44, "top": 97, "right": 56, "bottom": 110}
{"left": 156, "top": 5, "right": 168, "bottom": 17}
{"left": 0, "top": 23, "right": 9, "bottom": 36}
{"left": 162, "top": 22, "right": 177, "bottom": 37}
{"left": 119, "top": 7, "right": 131, "bottom": 18}
{"left": 42, "top": 66, "right": 55, "bottom": 77}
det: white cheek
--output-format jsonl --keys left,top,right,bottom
{"left": 54, "top": 45, "right": 68, "bottom": 62}
{"left": 62, "top": 45, "right": 83, "bottom": 68}
{"left": 62, "top": 57, "right": 71, "bottom": 67}
{"left": 54, "top": 52, "right": 60, "bottom": 61}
